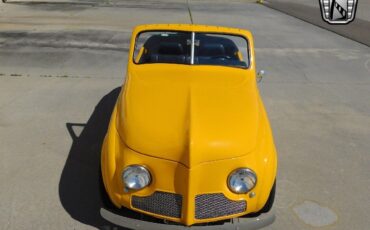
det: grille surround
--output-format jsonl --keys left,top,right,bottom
{"left": 195, "top": 193, "right": 246, "bottom": 219}
{"left": 132, "top": 191, "right": 182, "bottom": 218}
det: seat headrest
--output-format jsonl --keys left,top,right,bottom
{"left": 158, "top": 42, "right": 184, "bottom": 55}
{"left": 150, "top": 54, "right": 186, "bottom": 64}
{"left": 199, "top": 43, "right": 225, "bottom": 56}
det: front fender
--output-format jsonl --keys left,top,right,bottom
{"left": 101, "top": 104, "right": 121, "bottom": 207}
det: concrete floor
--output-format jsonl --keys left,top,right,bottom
{"left": 268, "top": 0, "right": 370, "bottom": 22}
{"left": 264, "top": 0, "right": 370, "bottom": 46}
{"left": 0, "top": 0, "right": 369, "bottom": 229}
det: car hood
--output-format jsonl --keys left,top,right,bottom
{"left": 117, "top": 65, "right": 260, "bottom": 168}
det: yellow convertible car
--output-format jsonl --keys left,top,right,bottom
{"left": 100, "top": 24, "right": 277, "bottom": 229}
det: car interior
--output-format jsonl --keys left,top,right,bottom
{"left": 137, "top": 33, "right": 248, "bottom": 68}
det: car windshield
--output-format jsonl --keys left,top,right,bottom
{"left": 134, "top": 31, "right": 249, "bottom": 68}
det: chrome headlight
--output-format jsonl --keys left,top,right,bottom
{"left": 228, "top": 168, "right": 257, "bottom": 194}
{"left": 122, "top": 165, "right": 151, "bottom": 191}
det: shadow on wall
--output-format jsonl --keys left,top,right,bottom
{"left": 59, "top": 87, "right": 129, "bottom": 230}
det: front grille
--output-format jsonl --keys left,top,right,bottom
{"left": 132, "top": 191, "right": 182, "bottom": 218}
{"left": 195, "top": 193, "right": 246, "bottom": 219}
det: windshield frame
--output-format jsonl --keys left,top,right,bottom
{"left": 132, "top": 30, "right": 251, "bottom": 69}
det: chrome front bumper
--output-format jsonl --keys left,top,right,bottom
{"left": 100, "top": 208, "right": 275, "bottom": 230}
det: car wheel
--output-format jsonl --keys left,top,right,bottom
{"left": 259, "top": 179, "right": 276, "bottom": 213}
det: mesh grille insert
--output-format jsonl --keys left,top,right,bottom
{"left": 195, "top": 193, "right": 246, "bottom": 219}
{"left": 132, "top": 191, "right": 182, "bottom": 218}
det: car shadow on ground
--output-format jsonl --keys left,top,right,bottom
{"left": 59, "top": 87, "right": 130, "bottom": 230}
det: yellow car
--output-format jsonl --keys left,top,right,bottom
{"left": 100, "top": 24, "right": 277, "bottom": 229}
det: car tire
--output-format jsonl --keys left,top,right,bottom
{"left": 259, "top": 179, "right": 276, "bottom": 213}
